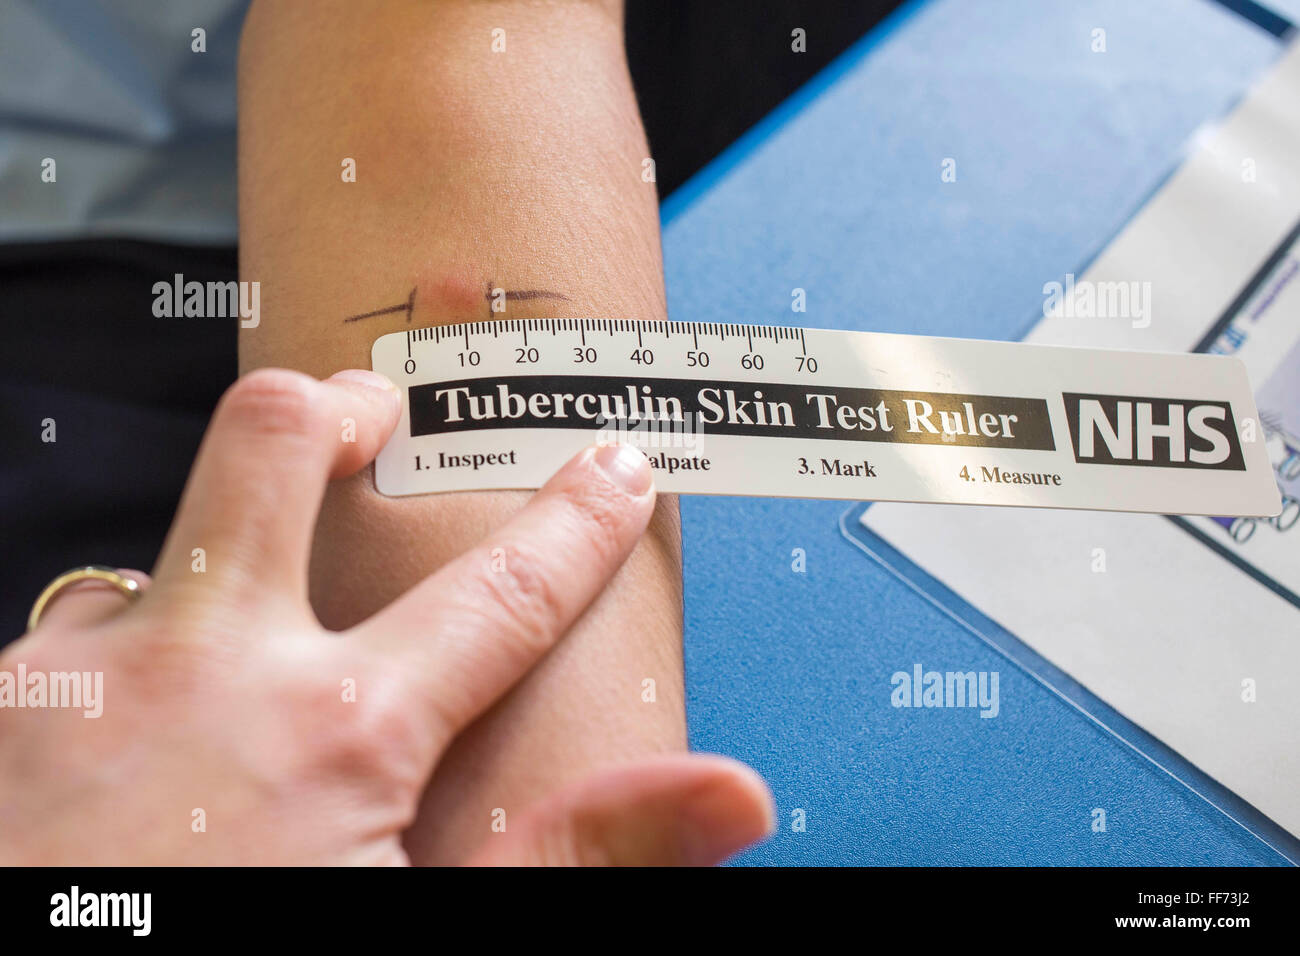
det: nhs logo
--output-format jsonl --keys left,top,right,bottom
{"left": 1063, "top": 393, "right": 1245, "bottom": 470}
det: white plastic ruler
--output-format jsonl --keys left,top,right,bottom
{"left": 372, "top": 320, "right": 1280, "bottom": 517}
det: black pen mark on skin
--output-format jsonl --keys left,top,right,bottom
{"left": 485, "top": 281, "right": 570, "bottom": 319}
{"left": 342, "top": 283, "right": 569, "bottom": 323}
{"left": 343, "top": 286, "right": 417, "bottom": 323}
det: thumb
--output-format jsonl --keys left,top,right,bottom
{"left": 468, "top": 755, "right": 775, "bottom": 867}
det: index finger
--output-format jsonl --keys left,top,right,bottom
{"left": 356, "top": 443, "right": 656, "bottom": 742}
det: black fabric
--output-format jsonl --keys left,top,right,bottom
{"left": 626, "top": 0, "right": 901, "bottom": 194}
{"left": 0, "top": 239, "right": 238, "bottom": 642}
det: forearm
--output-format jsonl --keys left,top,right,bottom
{"left": 239, "top": 0, "right": 663, "bottom": 353}
{"left": 237, "top": 0, "right": 684, "bottom": 862}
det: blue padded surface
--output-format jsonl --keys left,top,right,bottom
{"left": 661, "top": 0, "right": 1291, "bottom": 864}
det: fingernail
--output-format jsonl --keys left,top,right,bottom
{"left": 329, "top": 369, "right": 399, "bottom": 393}
{"left": 677, "top": 774, "right": 775, "bottom": 866}
{"left": 594, "top": 443, "right": 653, "bottom": 496}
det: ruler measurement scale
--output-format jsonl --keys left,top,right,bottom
{"left": 373, "top": 320, "right": 1282, "bottom": 517}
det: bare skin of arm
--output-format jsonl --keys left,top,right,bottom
{"left": 237, "top": 0, "right": 685, "bottom": 863}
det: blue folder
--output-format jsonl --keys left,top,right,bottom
{"left": 662, "top": 0, "right": 1296, "bottom": 865}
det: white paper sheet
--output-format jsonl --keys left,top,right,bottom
{"left": 862, "top": 41, "right": 1300, "bottom": 839}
